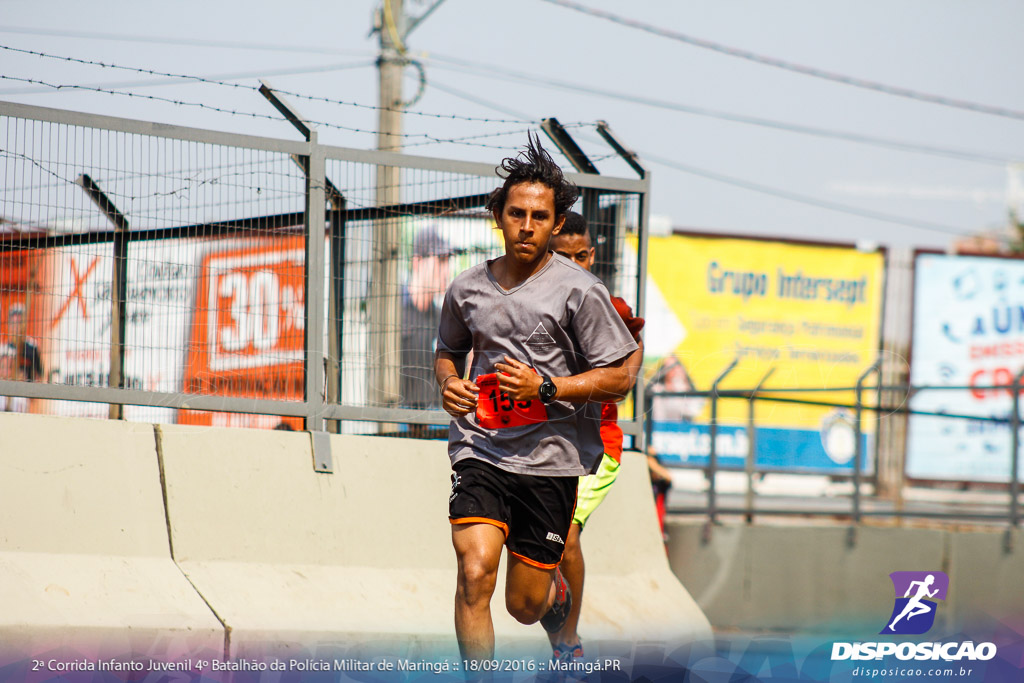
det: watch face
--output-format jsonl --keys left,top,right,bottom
{"left": 540, "top": 380, "right": 556, "bottom": 402}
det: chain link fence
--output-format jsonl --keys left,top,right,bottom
{"left": 0, "top": 100, "right": 650, "bottom": 438}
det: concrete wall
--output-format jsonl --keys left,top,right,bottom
{"left": 0, "top": 412, "right": 710, "bottom": 661}
{"left": 668, "top": 519, "right": 1024, "bottom": 633}
{"left": 0, "top": 413, "right": 223, "bottom": 657}
{"left": 157, "top": 425, "right": 711, "bottom": 657}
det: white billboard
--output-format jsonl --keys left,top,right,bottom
{"left": 907, "top": 253, "right": 1024, "bottom": 481}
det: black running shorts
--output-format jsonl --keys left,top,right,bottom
{"left": 449, "top": 458, "right": 578, "bottom": 569}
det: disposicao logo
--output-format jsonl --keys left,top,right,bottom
{"left": 881, "top": 571, "right": 948, "bottom": 635}
{"left": 831, "top": 570, "right": 997, "bottom": 663}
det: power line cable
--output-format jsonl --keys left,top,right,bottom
{"left": 0, "top": 54, "right": 989, "bottom": 237}
{"left": 5, "top": 42, "right": 1014, "bottom": 163}
{"left": 419, "top": 78, "right": 535, "bottom": 123}
{"left": 426, "top": 54, "right": 1018, "bottom": 166}
{"left": 421, "top": 81, "right": 975, "bottom": 237}
{"left": 634, "top": 144, "right": 972, "bottom": 237}
{"left": 540, "top": 0, "right": 1024, "bottom": 122}
{"left": 414, "top": 82, "right": 984, "bottom": 238}
{"left": 0, "top": 25, "right": 371, "bottom": 56}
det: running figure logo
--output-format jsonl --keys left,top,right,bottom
{"left": 881, "top": 571, "right": 949, "bottom": 635}
{"left": 449, "top": 473, "right": 461, "bottom": 503}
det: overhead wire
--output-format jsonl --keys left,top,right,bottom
{"left": 539, "top": 0, "right": 1024, "bottom": 122}
{"left": 0, "top": 25, "right": 372, "bottom": 56}
{"left": 570, "top": 124, "right": 981, "bottom": 237}
{"left": 411, "top": 82, "right": 982, "bottom": 239}
{"left": 425, "top": 54, "right": 1019, "bottom": 166}
{"left": 629, "top": 144, "right": 973, "bottom": 238}
{"left": 428, "top": 72, "right": 1003, "bottom": 237}
{"left": 0, "top": 33, "right": 1001, "bottom": 239}
{"left": 4, "top": 43, "right": 1016, "bottom": 164}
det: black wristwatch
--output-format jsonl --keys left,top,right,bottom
{"left": 538, "top": 376, "right": 557, "bottom": 404}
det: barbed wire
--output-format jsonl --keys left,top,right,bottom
{"left": 1, "top": 75, "right": 553, "bottom": 153}
{"left": 0, "top": 61, "right": 377, "bottom": 97}
{"left": 400, "top": 126, "right": 537, "bottom": 149}
{"left": 0, "top": 155, "right": 314, "bottom": 194}
{"left": 2, "top": 157, "right": 495, "bottom": 203}
{"left": 0, "top": 43, "right": 558, "bottom": 126}
{"left": 1, "top": 149, "right": 505, "bottom": 228}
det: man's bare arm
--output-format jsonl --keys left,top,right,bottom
{"left": 435, "top": 350, "right": 478, "bottom": 417}
{"left": 495, "top": 349, "right": 637, "bottom": 404}
{"left": 617, "top": 339, "right": 644, "bottom": 402}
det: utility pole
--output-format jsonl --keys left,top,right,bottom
{"left": 369, "top": 0, "right": 406, "bottom": 414}
{"left": 369, "top": 0, "right": 444, "bottom": 417}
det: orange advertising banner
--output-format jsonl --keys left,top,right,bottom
{"left": 181, "top": 237, "right": 306, "bottom": 429}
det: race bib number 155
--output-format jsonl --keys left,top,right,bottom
{"left": 474, "top": 372, "right": 549, "bottom": 429}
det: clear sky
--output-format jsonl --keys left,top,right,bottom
{"left": 2, "top": 0, "right": 1023, "bottom": 249}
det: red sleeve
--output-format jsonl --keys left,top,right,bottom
{"left": 600, "top": 401, "right": 623, "bottom": 462}
{"left": 610, "top": 296, "right": 645, "bottom": 341}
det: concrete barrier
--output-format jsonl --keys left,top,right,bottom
{"left": 947, "top": 528, "right": 1024, "bottom": 624}
{"left": 156, "top": 426, "right": 459, "bottom": 659}
{"left": 0, "top": 410, "right": 710, "bottom": 663}
{"left": 0, "top": 413, "right": 223, "bottom": 657}
{"left": 156, "top": 424, "right": 711, "bottom": 658}
{"left": 569, "top": 450, "right": 712, "bottom": 644}
{"left": 667, "top": 519, "right": 1014, "bottom": 633}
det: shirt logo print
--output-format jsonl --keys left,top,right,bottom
{"left": 525, "top": 322, "right": 556, "bottom": 346}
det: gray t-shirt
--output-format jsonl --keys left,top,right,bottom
{"left": 437, "top": 253, "right": 639, "bottom": 476}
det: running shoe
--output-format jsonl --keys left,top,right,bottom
{"left": 552, "top": 641, "right": 583, "bottom": 661}
{"left": 552, "top": 641, "right": 586, "bottom": 683}
{"left": 540, "top": 568, "right": 573, "bottom": 634}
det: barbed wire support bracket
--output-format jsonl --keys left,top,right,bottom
{"left": 75, "top": 173, "right": 129, "bottom": 421}
{"left": 596, "top": 120, "right": 647, "bottom": 180}
{"left": 259, "top": 81, "right": 347, "bottom": 438}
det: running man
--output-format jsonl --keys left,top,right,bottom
{"left": 435, "top": 136, "right": 638, "bottom": 671}
{"left": 889, "top": 574, "right": 939, "bottom": 631}
{"left": 547, "top": 211, "right": 645, "bottom": 665}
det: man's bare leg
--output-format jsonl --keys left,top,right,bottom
{"left": 504, "top": 554, "right": 558, "bottom": 625}
{"left": 548, "top": 523, "right": 583, "bottom": 651}
{"left": 453, "top": 523, "right": 506, "bottom": 662}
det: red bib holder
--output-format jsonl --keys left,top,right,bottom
{"left": 474, "top": 372, "right": 549, "bottom": 429}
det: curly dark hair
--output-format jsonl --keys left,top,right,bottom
{"left": 559, "top": 210, "right": 589, "bottom": 238}
{"left": 485, "top": 132, "right": 579, "bottom": 217}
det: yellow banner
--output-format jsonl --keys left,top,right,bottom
{"left": 643, "top": 234, "right": 884, "bottom": 429}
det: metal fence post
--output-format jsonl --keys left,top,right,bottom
{"left": 643, "top": 392, "right": 654, "bottom": 453}
{"left": 259, "top": 83, "right": 347, "bottom": 435}
{"left": 746, "top": 367, "right": 775, "bottom": 524}
{"left": 304, "top": 132, "right": 327, "bottom": 443}
{"left": 850, "top": 358, "right": 881, "bottom": 546}
{"left": 707, "top": 358, "right": 739, "bottom": 538}
{"left": 1007, "top": 368, "right": 1024, "bottom": 552}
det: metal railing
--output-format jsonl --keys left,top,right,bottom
{"left": 0, "top": 100, "right": 650, "bottom": 446}
{"left": 647, "top": 358, "right": 1024, "bottom": 546}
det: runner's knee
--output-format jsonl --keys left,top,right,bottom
{"left": 505, "top": 584, "right": 549, "bottom": 624}
{"left": 457, "top": 556, "right": 498, "bottom": 606}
